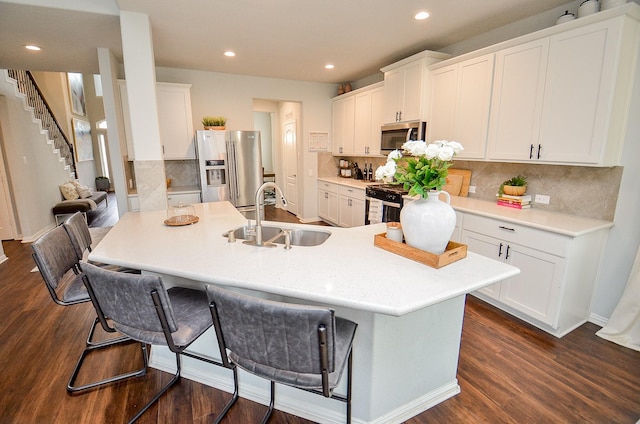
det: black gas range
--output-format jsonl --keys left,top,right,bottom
{"left": 364, "top": 184, "right": 409, "bottom": 224}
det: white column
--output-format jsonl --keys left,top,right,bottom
{"left": 97, "top": 48, "right": 128, "bottom": 218}
{"left": 119, "top": 11, "right": 167, "bottom": 211}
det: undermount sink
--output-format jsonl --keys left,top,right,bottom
{"left": 224, "top": 225, "right": 331, "bottom": 247}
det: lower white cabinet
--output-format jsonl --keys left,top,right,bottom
{"left": 337, "top": 186, "right": 365, "bottom": 228}
{"left": 318, "top": 181, "right": 339, "bottom": 224}
{"left": 461, "top": 212, "right": 608, "bottom": 337}
{"left": 317, "top": 181, "right": 365, "bottom": 227}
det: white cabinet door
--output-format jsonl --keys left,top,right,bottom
{"left": 383, "top": 60, "right": 424, "bottom": 123}
{"left": 452, "top": 54, "right": 494, "bottom": 159}
{"left": 429, "top": 54, "right": 494, "bottom": 159}
{"left": 354, "top": 91, "right": 372, "bottom": 156}
{"left": 428, "top": 65, "right": 457, "bottom": 143}
{"left": 500, "top": 242, "right": 564, "bottom": 326}
{"left": 157, "top": 83, "right": 195, "bottom": 159}
{"left": 383, "top": 68, "right": 403, "bottom": 124}
{"left": 337, "top": 186, "right": 365, "bottom": 228}
{"left": 318, "top": 188, "right": 339, "bottom": 224}
{"left": 538, "top": 20, "right": 619, "bottom": 164}
{"left": 354, "top": 84, "right": 384, "bottom": 156}
{"left": 338, "top": 195, "right": 353, "bottom": 227}
{"left": 118, "top": 81, "right": 194, "bottom": 160}
{"left": 401, "top": 60, "right": 424, "bottom": 122}
{"left": 368, "top": 87, "right": 384, "bottom": 156}
{"left": 331, "top": 96, "right": 355, "bottom": 155}
{"left": 462, "top": 230, "right": 503, "bottom": 300}
{"left": 487, "top": 39, "right": 549, "bottom": 161}
{"left": 127, "top": 195, "right": 139, "bottom": 212}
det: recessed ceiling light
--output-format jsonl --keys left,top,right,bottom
{"left": 414, "top": 11, "right": 430, "bottom": 20}
{"left": 325, "top": 64, "right": 335, "bottom": 70}
{"left": 224, "top": 51, "right": 236, "bottom": 57}
{"left": 25, "top": 45, "right": 42, "bottom": 51}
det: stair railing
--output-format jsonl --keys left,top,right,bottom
{"left": 6, "top": 70, "right": 76, "bottom": 175}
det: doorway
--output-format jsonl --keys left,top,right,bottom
{"left": 282, "top": 119, "right": 298, "bottom": 215}
{"left": 0, "top": 136, "right": 17, "bottom": 240}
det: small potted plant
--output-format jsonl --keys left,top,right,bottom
{"left": 202, "top": 116, "right": 226, "bottom": 130}
{"left": 500, "top": 174, "right": 528, "bottom": 196}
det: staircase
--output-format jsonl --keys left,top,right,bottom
{"left": 3, "top": 69, "right": 76, "bottom": 178}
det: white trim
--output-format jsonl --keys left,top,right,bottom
{"left": 589, "top": 312, "right": 609, "bottom": 327}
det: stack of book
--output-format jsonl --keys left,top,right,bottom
{"left": 497, "top": 194, "right": 531, "bottom": 209}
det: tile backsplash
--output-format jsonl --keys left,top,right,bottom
{"left": 318, "top": 152, "right": 621, "bottom": 221}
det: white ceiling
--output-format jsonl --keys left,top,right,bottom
{"left": 0, "top": 0, "right": 581, "bottom": 83}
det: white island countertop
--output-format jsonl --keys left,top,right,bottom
{"left": 90, "top": 201, "right": 519, "bottom": 317}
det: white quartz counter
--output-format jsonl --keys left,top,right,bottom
{"left": 317, "top": 176, "right": 379, "bottom": 190}
{"left": 90, "top": 201, "right": 519, "bottom": 317}
{"left": 448, "top": 196, "right": 613, "bottom": 237}
{"left": 128, "top": 185, "right": 201, "bottom": 196}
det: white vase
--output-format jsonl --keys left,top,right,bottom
{"left": 400, "top": 190, "right": 457, "bottom": 254}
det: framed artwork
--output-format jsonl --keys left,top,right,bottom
{"left": 308, "top": 131, "right": 329, "bottom": 151}
{"left": 67, "top": 72, "right": 86, "bottom": 116}
{"left": 72, "top": 118, "right": 94, "bottom": 162}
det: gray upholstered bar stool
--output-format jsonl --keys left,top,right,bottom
{"left": 81, "top": 263, "right": 221, "bottom": 424}
{"left": 62, "top": 212, "right": 139, "bottom": 273}
{"left": 206, "top": 285, "right": 358, "bottom": 424}
{"left": 31, "top": 226, "right": 147, "bottom": 393}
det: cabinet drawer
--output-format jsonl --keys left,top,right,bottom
{"left": 338, "top": 185, "right": 365, "bottom": 200}
{"left": 318, "top": 181, "right": 339, "bottom": 193}
{"left": 463, "top": 213, "right": 568, "bottom": 256}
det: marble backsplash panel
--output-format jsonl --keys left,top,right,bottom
{"left": 164, "top": 160, "right": 199, "bottom": 187}
{"left": 133, "top": 160, "right": 168, "bottom": 211}
{"left": 318, "top": 152, "right": 622, "bottom": 220}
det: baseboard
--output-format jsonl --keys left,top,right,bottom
{"left": 299, "top": 216, "right": 321, "bottom": 224}
{"left": 589, "top": 312, "right": 608, "bottom": 327}
{"left": 21, "top": 224, "right": 55, "bottom": 243}
{"left": 0, "top": 254, "right": 8, "bottom": 265}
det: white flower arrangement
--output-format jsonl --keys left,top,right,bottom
{"left": 375, "top": 140, "right": 464, "bottom": 198}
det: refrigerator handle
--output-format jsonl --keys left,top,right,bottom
{"left": 227, "top": 140, "right": 240, "bottom": 200}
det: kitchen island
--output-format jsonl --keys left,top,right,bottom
{"left": 90, "top": 201, "right": 519, "bottom": 423}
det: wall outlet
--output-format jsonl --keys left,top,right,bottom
{"left": 535, "top": 194, "right": 550, "bottom": 204}
{"left": 468, "top": 185, "right": 476, "bottom": 194}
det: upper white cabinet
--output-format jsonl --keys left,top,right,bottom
{"left": 332, "top": 94, "right": 355, "bottom": 155}
{"left": 537, "top": 19, "right": 622, "bottom": 164}
{"left": 486, "top": 39, "right": 549, "bottom": 161}
{"left": 156, "top": 83, "right": 195, "bottom": 160}
{"left": 354, "top": 84, "right": 384, "bottom": 156}
{"left": 118, "top": 81, "right": 195, "bottom": 160}
{"left": 428, "top": 54, "right": 495, "bottom": 159}
{"left": 381, "top": 51, "right": 450, "bottom": 124}
{"left": 332, "top": 82, "right": 383, "bottom": 156}
{"left": 485, "top": 13, "right": 638, "bottom": 166}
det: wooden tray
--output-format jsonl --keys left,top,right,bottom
{"left": 164, "top": 215, "right": 199, "bottom": 226}
{"left": 374, "top": 233, "right": 467, "bottom": 269}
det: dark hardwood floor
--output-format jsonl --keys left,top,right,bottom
{"left": 1, "top": 200, "right": 638, "bottom": 423}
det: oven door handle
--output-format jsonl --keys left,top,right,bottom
{"left": 366, "top": 197, "right": 401, "bottom": 208}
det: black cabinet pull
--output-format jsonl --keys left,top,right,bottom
{"left": 498, "top": 226, "right": 515, "bottom": 232}
{"left": 529, "top": 144, "right": 534, "bottom": 159}
{"left": 537, "top": 144, "right": 542, "bottom": 159}
{"left": 505, "top": 244, "right": 511, "bottom": 260}
{"left": 498, "top": 242, "right": 503, "bottom": 257}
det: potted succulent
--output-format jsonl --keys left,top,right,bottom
{"left": 202, "top": 116, "right": 226, "bottom": 130}
{"left": 500, "top": 174, "right": 528, "bottom": 196}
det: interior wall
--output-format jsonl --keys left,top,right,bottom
{"left": 253, "top": 111, "right": 274, "bottom": 173}
{"left": 0, "top": 78, "right": 75, "bottom": 241}
{"left": 155, "top": 66, "right": 334, "bottom": 221}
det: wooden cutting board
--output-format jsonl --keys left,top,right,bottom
{"left": 444, "top": 169, "right": 472, "bottom": 197}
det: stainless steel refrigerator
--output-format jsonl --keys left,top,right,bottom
{"left": 196, "top": 130, "right": 263, "bottom": 217}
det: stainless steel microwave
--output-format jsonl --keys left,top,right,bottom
{"left": 380, "top": 121, "right": 427, "bottom": 153}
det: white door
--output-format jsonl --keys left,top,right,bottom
{"left": 0, "top": 145, "right": 16, "bottom": 240}
{"left": 282, "top": 120, "right": 298, "bottom": 215}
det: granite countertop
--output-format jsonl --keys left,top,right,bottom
{"left": 89, "top": 201, "right": 519, "bottom": 317}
